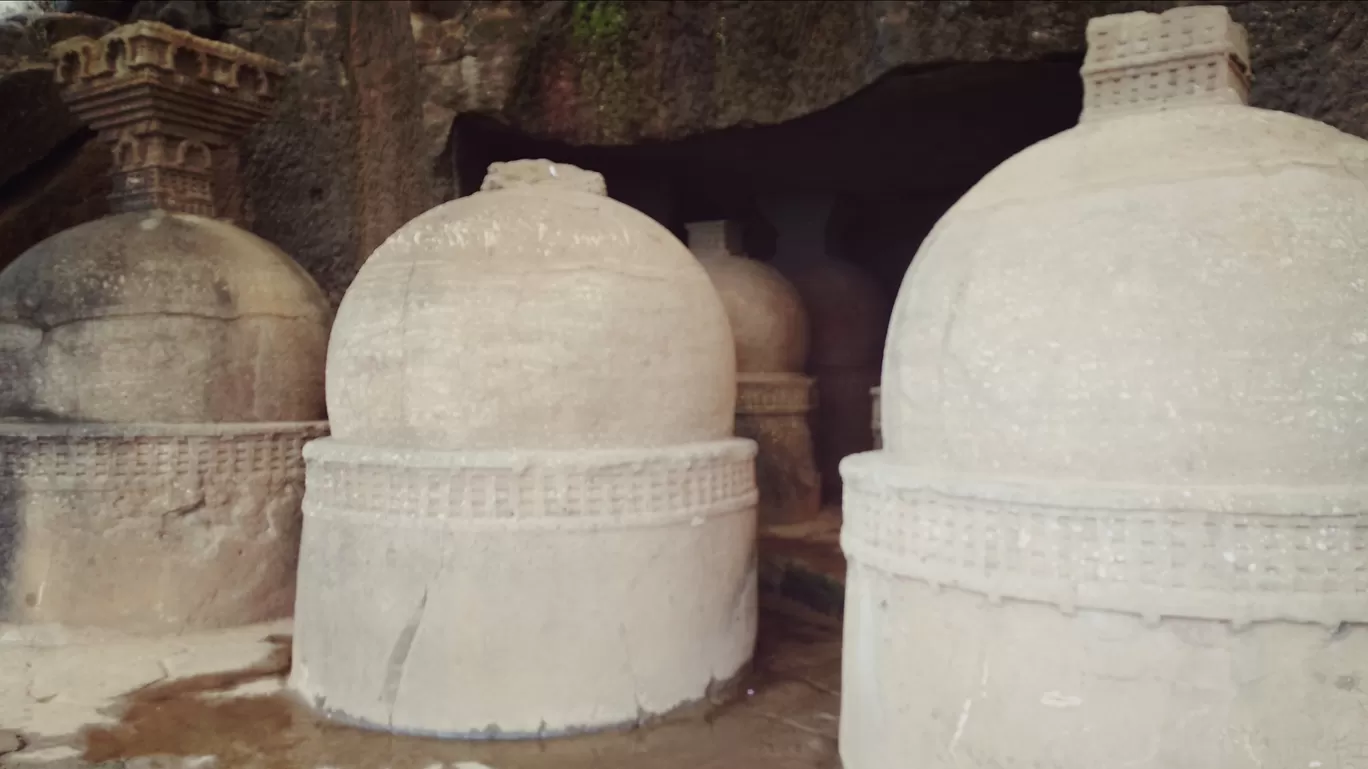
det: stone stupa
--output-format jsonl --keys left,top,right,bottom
{"left": 290, "top": 160, "right": 758, "bottom": 738}
{"left": 760, "top": 194, "right": 889, "bottom": 503}
{"left": 687, "top": 219, "right": 820, "bottom": 526}
{"left": 840, "top": 6, "right": 1368, "bottom": 767}
{"left": 0, "top": 22, "right": 331, "bottom": 633}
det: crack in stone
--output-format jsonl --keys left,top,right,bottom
{"left": 617, "top": 621, "right": 648, "bottom": 724}
{"left": 20, "top": 310, "right": 322, "bottom": 334}
{"left": 160, "top": 494, "right": 208, "bottom": 524}
{"left": 383, "top": 586, "right": 429, "bottom": 723}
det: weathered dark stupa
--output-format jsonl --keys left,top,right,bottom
{"left": 0, "top": 21, "right": 330, "bottom": 633}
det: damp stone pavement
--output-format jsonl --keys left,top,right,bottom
{"left": 0, "top": 597, "right": 843, "bottom": 769}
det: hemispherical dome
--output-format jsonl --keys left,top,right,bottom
{"left": 762, "top": 195, "right": 889, "bottom": 369}
{"left": 687, "top": 220, "right": 808, "bottom": 373}
{"left": 326, "top": 163, "right": 736, "bottom": 451}
{"left": 788, "top": 260, "right": 887, "bottom": 369}
{"left": 884, "top": 102, "right": 1368, "bottom": 486}
{"left": 0, "top": 211, "right": 331, "bottom": 423}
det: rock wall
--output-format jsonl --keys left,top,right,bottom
{"left": 221, "top": 0, "right": 434, "bottom": 304}
{"left": 2, "top": 1, "right": 1367, "bottom": 299}
{"left": 0, "top": 12, "right": 114, "bottom": 273}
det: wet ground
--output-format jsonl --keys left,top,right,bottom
{"left": 758, "top": 511, "right": 846, "bottom": 618}
{"left": 2, "top": 525, "right": 848, "bottom": 769}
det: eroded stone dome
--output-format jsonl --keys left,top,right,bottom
{"left": 841, "top": 7, "right": 1368, "bottom": 768}
{"left": 883, "top": 101, "right": 1368, "bottom": 486}
{"left": 0, "top": 210, "right": 331, "bottom": 423}
{"left": 292, "top": 161, "right": 757, "bottom": 737}
{"left": 326, "top": 166, "right": 736, "bottom": 451}
{"left": 686, "top": 220, "right": 808, "bottom": 373}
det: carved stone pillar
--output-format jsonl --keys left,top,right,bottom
{"left": 51, "top": 21, "right": 283, "bottom": 216}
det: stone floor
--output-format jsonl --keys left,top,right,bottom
{"left": 758, "top": 511, "right": 846, "bottom": 618}
{"left": 0, "top": 520, "right": 849, "bottom": 769}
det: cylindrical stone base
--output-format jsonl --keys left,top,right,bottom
{"left": 736, "top": 373, "right": 820, "bottom": 526}
{"left": 290, "top": 437, "right": 759, "bottom": 739}
{"left": 839, "top": 451, "right": 1368, "bottom": 768}
{"left": 0, "top": 420, "right": 327, "bottom": 633}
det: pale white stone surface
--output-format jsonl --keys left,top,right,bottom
{"left": 325, "top": 174, "right": 735, "bottom": 452}
{"left": 842, "top": 6, "right": 1368, "bottom": 768}
{"left": 295, "top": 163, "right": 758, "bottom": 738}
{"left": 0, "top": 1, "right": 44, "bottom": 20}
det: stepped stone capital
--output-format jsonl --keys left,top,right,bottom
{"left": 48, "top": 21, "right": 284, "bottom": 215}
{"left": 1081, "top": 6, "right": 1251, "bottom": 121}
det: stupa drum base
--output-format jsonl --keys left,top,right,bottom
{"left": 291, "top": 438, "right": 759, "bottom": 737}
{"left": 0, "top": 421, "right": 327, "bottom": 632}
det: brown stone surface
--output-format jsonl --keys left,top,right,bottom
{"left": 687, "top": 219, "right": 808, "bottom": 374}
{"left": 49, "top": 20, "right": 285, "bottom": 216}
{"left": 0, "top": 422, "right": 327, "bottom": 633}
{"left": 0, "top": 212, "right": 331, "bottom": 424}
{"left": 223, "top": 0, "right": 433, "bottom": 305}
{"left": 0, "top": 137, "right": 110, "bottom": 276}
{"left": 0, "top": 12, "right": 116, "bottom": 191}
{"left": 0, "top": 728, "right": 22, "bottom": 757}
{"left": 0, "top": 12, "right": 117, "bottom": 273}
{"left": 736, "top": 374, "right": 821, "bottom": 527}
{"left": 8, "top": 2, "right": 1368, "bottom": 304}
{"left": 349, "top": 0, "right": 434, "bottom": 263}
{"left": 408, "top": 1, "right": 1368, "bottom": 171}
{"left": 0, "top": 20, "right": 332, "bottom": 636}
{"left": 1, "top": 20, "right": 331, "bottom": 426}
{"left": 688, "top": 220, "right": 819, "bottom": 525}
{"left": 762, "top": 195, "right": 889, "bottom": 504}
{"left": 758, "top": 511, "right": 846, "bottom": 619}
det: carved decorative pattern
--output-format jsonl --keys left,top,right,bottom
{"left": 47, "top": 21, "right": 284, "bottom": 216}
{"left": 841, "top": 453, "right": 1368, "bottom": 627}
{"left": 0, "top": 422, "right": 328, "bottom": 491}
{"left": 51, "top": 20, "right": 282, "bottom": 96}
{"left": 1081, "top": 7, "right": 1251, "bottom": 120}
{"left": 302, "top": 438, "right": 758, "bottom": 531}
{"left": 736, "top": 374, "right": 815, "bottom": 416}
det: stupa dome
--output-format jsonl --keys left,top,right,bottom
{"left": 687, "top": 219, "right": 820, "bottom": 524}
{"left": 763, "top": 194, "right": 889, "bottom": 502}
{"left": 840, "top": 7, "right": 1368, "bottom": 768}
{"left": 685, "top": 219, "right": 807, "bottom": 373}
{"left": 764, "top": 195, "right": 888, "bottom": 370}
{"left": 0, "top": 211, "right": 330, "bottom": 423}
{"left": 326, "top": 159, "right": 735, "bottom": 451}
{"left": 291, "top": 160, "right": 757, "bottom": 738}
{"left": 880, "top": 44, "right": 1368, "bottom": 487}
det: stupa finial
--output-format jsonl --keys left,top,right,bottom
{"left": 49, "top": 21, "right": 284, "bottom": 216}
{"left": 480, "top": 159, "right": 607, "bottom": 196}
{"left": 1080, "top": 5, "right": 1250, "bottom": 122}
{"left": 685, "top": 220, "right": 744, "bottom": 258}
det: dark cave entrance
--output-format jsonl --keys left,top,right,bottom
{"left": 451, "top": 57, "right": 1085, "bottom": 507}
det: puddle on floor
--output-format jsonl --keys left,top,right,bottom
{"left": 69, "top": 602, "right": 842, "bottom": 769}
